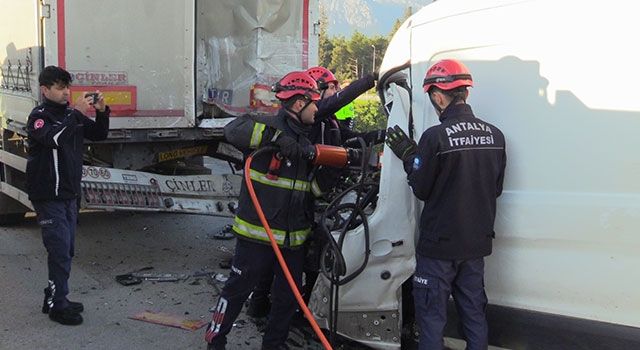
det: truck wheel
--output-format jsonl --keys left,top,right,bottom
{"left": 0, "top": 212, "right": 26, "bottom": 226}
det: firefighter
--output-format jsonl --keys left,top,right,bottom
{"left": 385, "top": 59, "right": 507, "bottom": 349}
{"left": 205, "top": 71, "right": 338, "bottom": 350}
{"left": 245, "top": 66, "right": 386, "bottom": 320}
{"left": 306, "top": 66, "right": 385, "bottom": 147}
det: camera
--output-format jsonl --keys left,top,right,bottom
{"left": 85, "top": 92, "right": 99, "bottom": 105}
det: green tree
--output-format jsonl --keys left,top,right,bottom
{"left": 326, "top": 36, "right": 350, "bottom": 81}
{"left": 370, "top": 35, "right": 387, "bottom": 74}
{"left": 323, "top": 33, "right": 389, "bottom": 82}
{"left": 353, "top": 99, "right": 386, "bottom": 154}
{"left": 318, "top": 5, "right": 333, "bottom": 67}
{"left": 354, "top": 100, "right": 386, "bottom": 132}
{"left": 317, "top": 8, "right": 416, "bottom": 135}
{"left": 346, "top": 30, "right": 370, "bottom": 78}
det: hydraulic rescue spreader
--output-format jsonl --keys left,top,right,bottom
{"left": 267, "top": 144, "right": 363, "bottom": 180}
{"left": 302, "top": 144, "right": 363, "bottom": 168}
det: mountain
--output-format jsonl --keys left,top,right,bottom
{"left": 320, "top": 0, "right": 433, "bottom": 37}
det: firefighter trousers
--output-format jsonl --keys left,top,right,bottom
{"left": 413, "top": 255, "right": 488, "bottom": 350}
{"left": 206, "top": 238, "right": 304, "bottom": 348}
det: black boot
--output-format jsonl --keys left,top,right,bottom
{"left": 42, "top": 287, "right": 84, "bottom": 314}
{"left": 49, "top": 306, "right": 83, "bottom": 325}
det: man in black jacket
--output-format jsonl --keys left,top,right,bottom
{"left": 386, "top": 59, "right": 506, "bottom": 349}
{"left": 25, "top": 66, "right": 110, "bottom": 325}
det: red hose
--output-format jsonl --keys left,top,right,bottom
{"left": 244, "top": 154, "right": 333, "bottom": 350}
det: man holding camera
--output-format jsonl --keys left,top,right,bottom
{"left": 25, "top": 65, "right": 110, "bottom": 325}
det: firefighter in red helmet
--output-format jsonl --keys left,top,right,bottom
{"left": 245, "top": 66, "right": 386, "bottom": 320}
{"left": 386, "top": 59, "right": 507, "bottom": 349}
{"left": 306, "top": 66, "right": 385, "bottom": 146}
{"left": 305, "top": 66, "right": 339, "bottom": 98}
{"left": 205, "top": 71, "right": 338, "bottom": 350}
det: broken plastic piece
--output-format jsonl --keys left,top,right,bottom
{"left": 130, "top": 273, "right": 190, "bottom": 282}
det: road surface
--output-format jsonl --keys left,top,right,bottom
{"left": 0, "top": 210, "right": 280, "bottom": 349}
{"left": 0, "top": 208, "right": 509, "bottom": 350}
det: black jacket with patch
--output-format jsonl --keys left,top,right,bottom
{"left": 25, "top": 98, "right": 110, "bottom": 201}
{"left": 404, "top": 103, "right": 506, "bottom": 260}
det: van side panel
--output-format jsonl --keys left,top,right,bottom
{"left": 405, "top": 0, "right": 640, "bottom": 328}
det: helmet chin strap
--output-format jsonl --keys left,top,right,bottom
{"left": 429, "top": 93, "right": 444, "bottom": 114}
{"left": 430, "top": 92, "right": 465, "bottom": 116}
{"left": 286, "top": 98, "right": 314, "bottom": 123}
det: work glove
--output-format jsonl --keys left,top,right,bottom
{"left": 301, "top": 144, "right": 318, "bottom": 162}
{"left": 346, "top": 148, "right": 363, "bottom": 166}
{"left": 385, "top": 125, "right": 417, "bottom": 161}
{"left": 275, "top": 134, "right": 301, "bottom": 159}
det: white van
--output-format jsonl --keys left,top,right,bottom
{"left": 310, "top": 0, "right": 640, "bottom": 348}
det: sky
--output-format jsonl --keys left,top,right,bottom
{"left": 320, "top": 0, "right": 434, "bottom": 38}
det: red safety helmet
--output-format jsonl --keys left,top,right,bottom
{"left": 305, "top": 66, "right": 338, "bottom": 90}
{"left": 272, "top": 71, "right": 321, "bottom": 101}
{"left": 423, "top": 59, "right": 474, "bottom": 93}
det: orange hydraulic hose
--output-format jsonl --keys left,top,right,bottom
{"left": 244, "top": 153, "right": 333, "bottom": 350}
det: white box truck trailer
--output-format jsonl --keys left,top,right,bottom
{"left": 0, "top": 0, "right": 319, "bottom": 223}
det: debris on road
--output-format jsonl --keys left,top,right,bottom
{"left": 128, "top": 310, "right": 208, "bottom": 331}
{"left": 131, "top": 272, "right": 190, "bottom": 282}
{"left": 212, "top": 224, "right": 235, "bottom": 240}
{"left": 116, "top": 266, "right": 190, "bottom": 285}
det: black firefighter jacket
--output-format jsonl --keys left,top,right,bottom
{"left": 25, "top": 98, "right": 110, "bottom": 202}
{"left": 403, "top": 103, "right": 506, "bottom": 260}
{"left": 224, "top": 110, "right": 339, "bottom": 248}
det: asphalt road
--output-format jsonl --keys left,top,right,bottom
{"left": 0, "top": 210, "right": 272, "bottom": 350}
{"left": 1, "top": 210, "right": 515, "bottom": 350}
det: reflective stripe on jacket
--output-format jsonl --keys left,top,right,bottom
{"left": 224, "top": 110, "right": 337, "bottom": 248}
